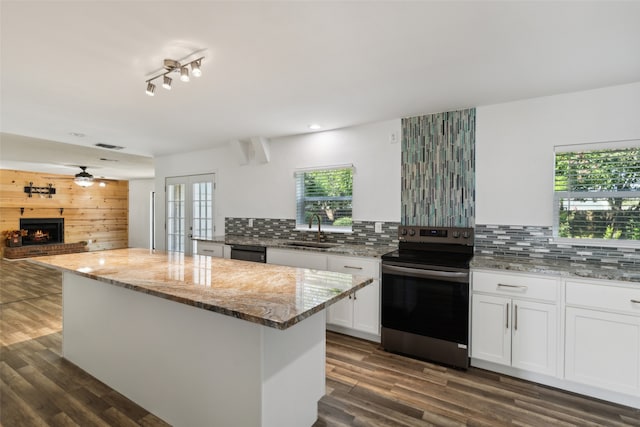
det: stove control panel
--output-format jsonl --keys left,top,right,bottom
{"left": 398, "top": 226, "right": 474, "bottom": 245}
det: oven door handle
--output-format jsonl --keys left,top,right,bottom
{"left": 382, "top": 264, "right": 468, "bottom": 283}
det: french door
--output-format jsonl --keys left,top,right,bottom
{"left": 166, "top": 174, "right": 215, "bottom": 255}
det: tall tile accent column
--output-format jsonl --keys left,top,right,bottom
{"left": 401, "top": 108, "right": 475, "bottom": 227}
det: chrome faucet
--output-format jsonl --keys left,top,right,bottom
{"left": 309, "top": 214, "right": 322, "bottom": 242}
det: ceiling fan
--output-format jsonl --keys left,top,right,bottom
{"left": 44, "top": 165, "right": 120, "bottom": 187}
{"left": 74, "top": 166, "right": 95, "bottom": 187}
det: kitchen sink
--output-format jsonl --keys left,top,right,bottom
{"left": 283, "top": 241, "right": 340, "bottom": 249}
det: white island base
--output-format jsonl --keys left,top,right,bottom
{"left": 63, "top": 273, "right": 326, "bottom": 427}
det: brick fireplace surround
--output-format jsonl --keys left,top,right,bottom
{"left": 3, "top": 242, "right": 87, "bottom": 260}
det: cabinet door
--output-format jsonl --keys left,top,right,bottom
{"left": 471, "top": 294, "right": 511, "bottom": 366}
{"left": 266, "top": 248, "right": 327, "bottom": 270}
{"left": 327, "top": 297, "right": 353, "bottom": 329}
{"left": 511, "top": 300, "right": 557, "bottom": 376}
{"left": 565, "top": 307, "right": 640, "bottom": 396}
{"left": 352, "top": 279, "right": 380, "bottom": 336}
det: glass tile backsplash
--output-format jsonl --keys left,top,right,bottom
{"left": 475, "top": 224, "right": 640, "bottom": 269}
{"left": 225, "top": 217, "right": 400, "bottom": 247}
{"left": 401, "top": 108, "right": 475, "bottom": 227}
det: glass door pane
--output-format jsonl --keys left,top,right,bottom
{"left": 166, "top": 174, "right": 215, "bottom": 256}
{"left": 167, "top": 182, "right": 185, "bottom": 253}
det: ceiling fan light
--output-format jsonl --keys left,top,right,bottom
{"left": 74, "top": 166, "right": 95, "bottom": 187}
{"left": 162, "top": 75, "right": 172, "bottom": 90}
{"left": 145, "top": 82, "right": 156, "bottom": 96}
{"left": 74, "top": 178, "right": 94, "bottom": 187}
{"left": 191, "top": 60, "right": 202, "bottom": 77}
{"left": 180, "top": 66, "right": 190, "bottom": 82}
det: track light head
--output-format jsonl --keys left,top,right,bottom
{"left": 180, "top": 66, "right": 190, "bottom": 82}
{"left": 191, "top": 60, "right": 202, "bottom": 77}
{"left": 163, "top": 75, "right": 172, "bottom": 90}
{"left": 145, "top": 82, "right": 156, "bottom": 96}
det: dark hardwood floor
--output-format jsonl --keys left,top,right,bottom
{"left": 1, "top": 259, "right": 639, "bottom": 426}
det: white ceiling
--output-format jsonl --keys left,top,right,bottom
{"left": 1, "top": 1, "right": 639, "bottom": 179}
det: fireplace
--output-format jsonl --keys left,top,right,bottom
{"left": 19, "top": 218, "right": 64, "bottom": 246}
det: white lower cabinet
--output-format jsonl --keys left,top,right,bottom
{"left": 472, "top": 270, "right": 640, "bottom": 409}
{"left": 471, "top": 271, "right": 558, "bottom": 377}
{"left": 565, "top": 280, "right": 640, "bottom": 397}
{"left": 267, "top": 249, "right": 381, "bottom": 340}
{"left": 472, "top": 294, "right": 557, "bottom": 376}
{"left": 328, "top": 279, "right": 380, "bottom": 337}
{"left": 325, "top": 255, "right": 381, "bottom": 339}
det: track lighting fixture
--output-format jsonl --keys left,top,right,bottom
{"left": 74, "top": 166, "right": 95, "bottom": 187}
{"left": 145, "top": 56, "right": 204, "bottom": 96}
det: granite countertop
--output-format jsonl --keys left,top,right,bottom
{"left": 30, "top": 248, "right": 374, "bottom": 329}
{"left": 195, "top": 235, "right": 396, "bottom": 258}
{"left": 472, "top": 255, "right": 640, "bottom": 283}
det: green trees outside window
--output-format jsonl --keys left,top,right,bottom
{"left": 554, "top": 146, "right": 640, "bottom": 241}
{"left": 295, "top": 167, "right": 353, "bottom": 230}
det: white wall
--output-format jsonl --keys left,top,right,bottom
{"left": 154, "top": 119, "right": 401, "bottom": 250}
{"left": 128, "top": 179, "right": 155, "bottom": 248}
{"left": 476, "top": 82, "right": 640, "bottom": 226}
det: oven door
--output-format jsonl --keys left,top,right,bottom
{"left": 381, "top": 263, "right": 469, "bottom": 345}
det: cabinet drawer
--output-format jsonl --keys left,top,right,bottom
{"left": 566, "top": 281, "right": 640, "bottom": 316}
{"left": 196, "top": 241, "right": 224, "bottom": 257}
{"left": 327, "top": 255, "right": 380, "bottom": 279}
{"left": 472, "top": 270, "right": 558, "bottom": 302}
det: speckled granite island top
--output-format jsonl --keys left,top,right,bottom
{"left": 472, "top": 255, "right": 640, "bottom": 283}
{"left": 30, "top": 248, "right": 374, "bottom": 329}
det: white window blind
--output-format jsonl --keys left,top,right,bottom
{"left": 295, "top": 166, "right": 353, "bottom": 231}
{"left": 554, "top": 145, "right": 640, "bottom": 242}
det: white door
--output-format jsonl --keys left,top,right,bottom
{"left": 471, "top": 294, "right": 511, "bottom": 366}
{"left": 328, "top": 297, "right": 353, "bottom": 329}
{"left": 352, "top": 280, "right": 380, "bottom": 335}
{"left": 565, "top": 307, "right": 640, "bottom": 395}
{"left": 511, "top": 300, "right": 557, "bottom": 376}
{"left": 166, "top": 174, "right": 215, "bottom": 256}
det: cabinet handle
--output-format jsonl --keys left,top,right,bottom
{"left": 631, "top": 299, "right": 640, "bottom": 304}
{"left": 344, "top": 265, "right": 363, "bottom": 270}
{"left": 497, "top": 283, "right": 528, "bottom": 291}
{"left": 514, "top": 304, "right": 518, "bottom": 331}
{"left": 506, "top": 303, "right": 509, "bottom": 329}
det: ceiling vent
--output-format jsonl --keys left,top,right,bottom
{"left": 95, "top": 143, "right": 125, "bottom": 150}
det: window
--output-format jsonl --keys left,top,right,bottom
{"left": 554, "top": 143, "right": 640, "bottom": 243}
{"left": 295, "top": 166, "right": 353, "bottom": 232}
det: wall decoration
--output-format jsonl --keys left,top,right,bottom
{"left": 24, "top": 182, "right": 56, "bottom": 198}
{"left": 401, "top": 108, "right": 475, "bottom": 227}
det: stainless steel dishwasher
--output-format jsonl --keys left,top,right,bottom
{"left": 229, "top": 244, "right": 267, "bottom": 263}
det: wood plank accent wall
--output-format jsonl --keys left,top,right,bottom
{"left": 0, "top": 169, "right": 128, "bottom": 256}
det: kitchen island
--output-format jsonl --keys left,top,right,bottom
{"left": 30, "top": 248, "right": 374, "bottom": 427}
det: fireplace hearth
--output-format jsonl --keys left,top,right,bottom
{"left": 19, "top": 218, "right": 64, "bottom": 246}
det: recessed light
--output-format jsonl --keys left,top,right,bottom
{"left": 69, "top": 132, "right": 85, "bottom": 137}
{"left": 308, "top": 124, "right": 322, "bottom": 130}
